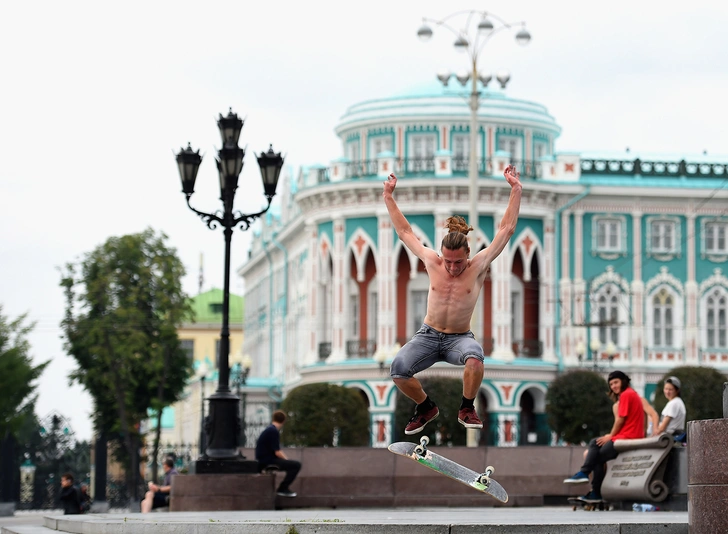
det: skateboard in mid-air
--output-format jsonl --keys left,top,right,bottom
{"left": 388, "top": 436, "right": 508, "bottom": 503}
{"left": 567, "top": 496, "right": 613, "bottom": 511}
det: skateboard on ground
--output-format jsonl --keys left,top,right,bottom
{"left": 388, "top": 436, "right": 508, "bottom": 503}
{"left": 568, "top": 496, "right": 613, "bottom": 511}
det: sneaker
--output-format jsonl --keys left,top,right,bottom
{"left": 580, "top": 490, "right": 602, "bottom": 503}
{"left": 563, "top": 471, "right": 590, "bottom": 484}
{"left": 404, "top": 405, "right": 439, "bottom": 435}
{"left": 276, "top": 490, "right": 297, "bottom": 498}
{"left": 457, "top": 407, "right": 483, "bottom": 429}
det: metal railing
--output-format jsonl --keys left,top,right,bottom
{"left": 513, "top": 339, "right": 544, "bottom": 358}
{"left": 580, "top": 158, "right": 727, "bottom": 178}
{"left": 318, "top": 342, "right": 332, "bottom": 361}
{"left": 346, "top": 339, "right": 376, "bottom": 358}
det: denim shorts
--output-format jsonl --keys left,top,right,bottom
{"left": 390, "top": 323, "right": 485, "bottom": 379}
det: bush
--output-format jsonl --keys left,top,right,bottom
{"left": 653, "top": 366, "right": 726, "bottom": 423}
{"left": 546, "top": 370, "right": 614, "bottom": 444}
{"left": 280, "top": 383, "right": 370, "bottom": 446}
{"left": 394, "top": 377, "right": 467, "bottom": 445}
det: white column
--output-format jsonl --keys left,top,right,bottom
{"left": 631, "top": 210, "right": 645, "bottom": 363}
{"left": 330, "top": 217, "right": 347, "bottom": 361}
{"left": 685, "top": 213, "right": 699, "bottom": 363}
{"left": 573, "top": 211, "right": 586, "bottom": 357}
{"left": 305, "top": 222, "right": 319, "bottom": 365}
{"left": 376, "top": 210, "right": 396, "bottom": 353}
{"left": 559, "top": 211, "right": 573, "bottom": 360}
{"left": 491, "top": 211, "right": 514, "bottom": 361}
{"left": 541, "top": 215, "right": 557, "bottom": 362}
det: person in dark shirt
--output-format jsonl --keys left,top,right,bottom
{"left": 255, "top": 410, "right": 301, "bottom": 497}
{"left": 141, "top": 458, "right": 179, "bottom": 513}
{"left": 59, "top": 473, "right": 82, "bottom": 515}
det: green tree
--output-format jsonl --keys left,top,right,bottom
{"left": 280, "top": 384, "right": 369, "bottom": 446}
{"left": 653, "top": 366, "right": 726, "bottom": 423}
{"left": 60, "top": 228, "right": 193, "bottom": 498}
{"left": 0, "top": 306, "right": 48, "bottom": 439}
{"left": 394, "top": 377, "right": 467, "bottom": 445}
{"left": 546, "top": 370, "right": 614, "bottom": 444}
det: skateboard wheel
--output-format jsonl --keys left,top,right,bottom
{"left": 484, "top": 465, "right": 494, "bottom": 477}
{"left": 414, "top": 445, "right": 425, "bottom": 456}
{"left": 420, "top": 436, "right": 429, "bottom": 446}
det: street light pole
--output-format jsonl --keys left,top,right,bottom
{"left": 176, "top": 110, "right": 284, "bottom": 472}
{"left": 230, "top": 353, "right": 252, "bottom": 448}
{"left": 417, "top": 10, "right": 531, "bottom": 246}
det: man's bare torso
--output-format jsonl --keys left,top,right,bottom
{"left": 422, "top": 257, "right": 487, "bottom": 333}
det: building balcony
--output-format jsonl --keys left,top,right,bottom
{"left": 513, "top": 339, "right": 543, "bottom": 358}
{"left": 318, "top": 342, "right": 332, "bottom": 361}
{"left": 346, "top": 339, "right": 376, "bottom": 359}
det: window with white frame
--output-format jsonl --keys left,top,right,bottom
{"left": 346, "top": 140, "right": 360, "bottom": 162}
{"left": 650, "top": 219, "right": 677, "bottom": 254}
{"left": 511, "top": 274, "right": 524, "bottom": 342}
{"left": 409, "top": 134, "right": 436, "bottom": 159}
{"left": 594, "top": 217, "right": 623, "bottom": 253}
{"left": 652, "top": 288, "right": 674, "bottom": 347}
{"left": 410, "top": 290, "right": 428, "bottom": 335}
{"left": 706, "top": 288, "right": 727, "bottom": 348}
{"left": 370, "top": 136, "right": 392, "bottom": 158}
{"left": 591, "top": 283, "right": 627, "bottom": 346}
{"left": 497, "top": 136, "right": 522, "bottom": 161}
{"left": 534, "top": 142, "right": 546, "bottom": 160}
{"left": 452, "top": 133, "right": 481, "bottom": 165}
{"left": 705, "top": 221, "right": 728, "bottom": 255}
{"left": 368, "top": 290, "right": 378, "bottom": 342}
{"left": 349, "top": 284, "right": 359, "bottom": 339}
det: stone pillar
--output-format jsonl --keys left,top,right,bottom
{"left": 330, "top": 218, "right": 346, "bottom": 361}
{"left": 687, "top": 385, "right": 728, "bottom": 533}
{"left": 684, "top": 213, "right": 699, "bottom": 363}
{"left": 376, "top": 211, "right": 396, "bottom": 352}
{"left": 491, "top": 211, "right": 513, "bottom": 361}
{"left": 305, "top": 222, "right": 319, "bottom": 365}
{"left": 541, "top": 215, "right": 556, "bottom": 363}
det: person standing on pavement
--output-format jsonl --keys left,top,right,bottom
{"left": 59, "top": 473, "right": 82, "bottom": 515}
{"left": 255, "top": 410, "right": 301, "bottom": 497}
{"left": 382, "top": 165, "right": 522, "bottom": 435}
{"left": 563, "top": 370, "right": 644, "bottom": 502}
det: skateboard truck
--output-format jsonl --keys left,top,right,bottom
{"left": 414, "top": 436, "right": 429, "bottom": 457}
{"left": 477, "top": 465, "right": 495, "bottom": 487}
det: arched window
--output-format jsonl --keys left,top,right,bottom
{"left": 597, "top": 292, "right": 619, "bottom": 344}
{"left": 706, "top": 288, "right": 727, "bottom": 348}
{"left": 653, "top": 288, "right": 674, "bottom": 347}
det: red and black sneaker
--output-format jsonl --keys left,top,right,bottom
{"left": 458, "top": 407, "right": 483, "bottom": 429}
{"left": 404, "top": 405, "right": 439, "bottom": 435}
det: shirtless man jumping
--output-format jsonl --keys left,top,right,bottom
{"left": 382, "top": 165, "right": 522, "bottom": 435}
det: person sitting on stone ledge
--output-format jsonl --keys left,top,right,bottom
{"left": 141, "top": 458, "right": 178, "bottom": 513}
{"left": 563, "top": 370, "right": 645, "bottom": 503}
{"left": 255, "top": 410, "right": 301, "bottom": 498}
{"left": 655, "top": 376, "right": 686, "bottom": 441}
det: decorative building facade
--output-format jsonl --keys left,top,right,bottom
{"left": 239, "top": 82, "right": 728, "bottom": 447}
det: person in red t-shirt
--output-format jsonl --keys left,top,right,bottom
{"left": 563, "top": 370, "right": 644, "bottom": 502}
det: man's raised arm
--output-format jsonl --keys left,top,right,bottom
{"left": 382, "top": 173, "right": 429, "bottom": 260}
{"left": 479, "top": 164, "right": 523, "bottom": 267}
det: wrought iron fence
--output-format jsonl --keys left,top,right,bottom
{"left": 346, "top": 339, "right": 376, "bottom": 358}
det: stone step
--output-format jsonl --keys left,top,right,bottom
{"left": 22, "top": 508, "right": 689, "bottom": 534}
{"left": 0, "top": 526, "right": 57, "bottom": 534}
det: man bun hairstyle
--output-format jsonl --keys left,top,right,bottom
{"left": 441, "top": 216, "right": 473, "bottom": 251}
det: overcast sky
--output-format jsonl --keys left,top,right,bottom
{"left": 2, "top": 0, "right": 727, "bottom": 442}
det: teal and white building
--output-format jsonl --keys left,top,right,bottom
{"left": 239, "top": 82, "right": 728, "bottom": 447}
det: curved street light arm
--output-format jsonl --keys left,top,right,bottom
{"left": 231, "top": 197, "right": 274, "bottom": 232}
{"left": 186, "top": 196, "right": 225, "bottom": 230}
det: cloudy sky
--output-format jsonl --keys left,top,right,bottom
{"left": 2, "top": 0, "right": 727, "bottom": 442}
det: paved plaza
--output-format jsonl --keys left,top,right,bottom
{"left": 0, "top": 507, "right": 688, "bottom": 534}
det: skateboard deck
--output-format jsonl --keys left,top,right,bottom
{"left": 388, "top": 437, "right": 508, "bottom": 503}
{"left": 568, "top": 496, "right": 612, "bottom": 511}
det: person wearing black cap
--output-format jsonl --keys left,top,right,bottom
{"left": 563, "top": 370, "right": 645, "bottom": 503}
{"left": 656, "top": 376, "right": 686, "bottom": 437}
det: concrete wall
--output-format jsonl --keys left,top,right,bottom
{"left": 238, "top": 445, "right": 588, "bottom": 508}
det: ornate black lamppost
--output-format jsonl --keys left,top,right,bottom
{"left": 230, "top": 353, "right": 252, "bottom": 448}
{"left": 176, "top": 109, "right": 284, "bottom": 472}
